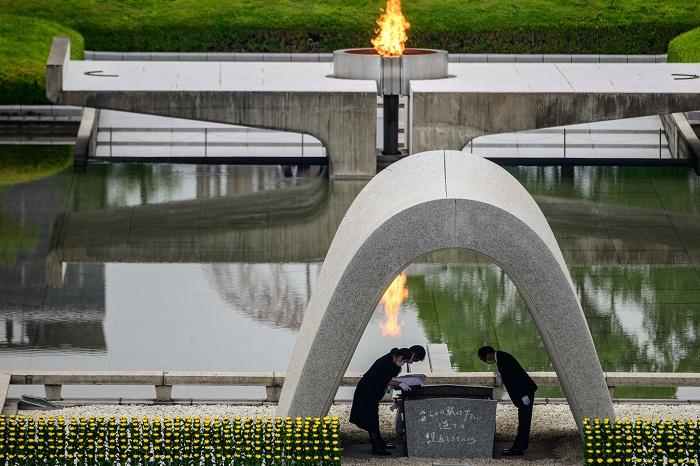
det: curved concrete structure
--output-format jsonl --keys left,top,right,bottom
{"left": 276, "top": 150, "right": 614, "bottom": 431}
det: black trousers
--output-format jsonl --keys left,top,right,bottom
{"left": 512, "top": 392, "right": 535, "bottom": 451}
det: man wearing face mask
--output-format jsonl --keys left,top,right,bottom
{"left": 350, "top": 345, "right": 426, "bottom": 455}
{"left": 478, "top": 345, "right": 537, "bottom": 456}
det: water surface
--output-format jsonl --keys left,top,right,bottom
{"left": 1, "top": 163, "right": 699, "bottom": 399}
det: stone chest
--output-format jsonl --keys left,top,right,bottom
{"left": 400, "top": 385, "right": 497, "bottom": 458}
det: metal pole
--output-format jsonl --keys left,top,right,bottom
{"left": 109, "top": 127, "right": 113, "bottom": 158}
{"left": 382, "top": 95, "right": 400, "bottom": 155}
{"left": 563, "top": 128, "right": 566, "bottom": 159}
{"left": 659, "top": 128, "right": 662, "bottom": 159}
{"left": 301, "top": 133, "right": 304, "bottom": 158}
{"left": 204, "top": 128, "right": 208, "bottom": 158}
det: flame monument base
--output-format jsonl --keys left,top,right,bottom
{"left": 333, "top": 48, "right": 448, "bottom": 155}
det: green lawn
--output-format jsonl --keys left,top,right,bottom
{"left": 0, "top": 15, "right": 84, "bottom": 104}
{"left": 668, "top": 27, "right": 700, "bottom": 62}
{"left": 3, "top": 0, "right": 700, "bottom": 54}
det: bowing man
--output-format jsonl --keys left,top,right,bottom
{"left": 478, "top": 345, "right": 538, "bottom": 456}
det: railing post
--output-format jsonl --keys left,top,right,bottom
{"left": 204, "top": 128, "right": 208, "bottom": 158}
{"left": 265, "top": 385, "right": 282, "bottom": 403}
{"left": 563, "top": 128, "right": 567, "bottom": 158}
{"left": 265, "top": 373, "right": 283, "bottom": 402}
{"left": 109, "top": 127, "right": 113, "bottom": 158}
{"left": 155, "top": 385, "right": 173, "bottom": 402}
{"left": 45, "top": 384, "right": 62, "bottom": 401}
{"left": 659, "top": 128, "right": 663, "bottom": 159}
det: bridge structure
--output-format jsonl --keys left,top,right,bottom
{"left": 47, "top": 37, "right": 699, "bottom": 178}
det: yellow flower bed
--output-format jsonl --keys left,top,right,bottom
{"left": 0, "top": 414, "right": 341, "bottom": 465}
{"left": 583, "top": 417, "right": 699, "bottom": 465}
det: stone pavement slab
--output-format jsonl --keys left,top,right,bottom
{"left": 412, "top": 63, "right": 700, "bottom": 93}
{"left": 64, "top": 61, "right": 376, "bottom": 93}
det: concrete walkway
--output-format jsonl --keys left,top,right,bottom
{"left": 63, "top": 60, "right": 698, "bottom": 94}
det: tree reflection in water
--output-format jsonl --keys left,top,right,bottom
{"left": 203, "top": 263, "right": 319, "bottom": 331}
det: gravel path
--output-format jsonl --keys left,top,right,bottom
{"left": 17, "top": 402, "right": 700, "bottom": 465}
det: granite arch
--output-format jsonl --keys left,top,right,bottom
{"left": 277, "top": 150, "right": 615, "bottom": 430}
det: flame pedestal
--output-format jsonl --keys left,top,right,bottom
{"left": 333, "top": 48, "right": 448, "bottom": 155}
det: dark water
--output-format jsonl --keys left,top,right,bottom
{"left": 1, "top": 163, "right": 699, "bottom": 399}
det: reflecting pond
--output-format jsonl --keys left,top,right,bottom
{"left": 1, "top": 163, "right": 700, "bottom": 399}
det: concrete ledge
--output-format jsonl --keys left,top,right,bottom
{"left": 543, "top": 54, "right": 572, "bottom": 63}
{"left": 7, "top": 370, "right": 698, "bottom": 388}
{"left": 10, "top": 371, "right": 164, "bottom": 385}
{"left": 515, "top": 54, "right": 545, "bottom": 63}
{"left": 570, "top": 54, "right": 600, "bottom": 63}
{"left": 3, "top": 370, "right": 699, "bottom": 409}
{"left": 164, "top": 371, "right": 276, "bottom": 386}
{"left": 46, "top": 36, "right": 70, "bottom": 103}
{"left": 74, "top": 108, "right": 98, "bottom": 169}
{"left": 0, "top": 105, "right": 82, "bottom": 116}
{"left": 83, "top": 50, "right": 667, "bottom": 64}
{"left": 606, "top": 372, "right": 700, "bottom": 387}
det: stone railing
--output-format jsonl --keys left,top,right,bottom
{"left": 2, "top": 371, "right": 699, "bottom": 407}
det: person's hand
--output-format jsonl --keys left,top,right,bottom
{"left": 399, "top": 382, "right": 411, "bottom": 391}
{"left": 521, "top": 395, "right": 531, "bottom": 406}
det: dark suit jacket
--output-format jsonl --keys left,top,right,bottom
{"left": 496, "top": 351, "right": 538, "bottom": 407}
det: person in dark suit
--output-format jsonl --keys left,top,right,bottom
{"left": 478, "top": 345, "right": 538, "bottom": 456}
{"left": 350, "top": 345, "right": 426, "bottom": 455}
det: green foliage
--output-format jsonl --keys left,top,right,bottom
{"left": 0, "top": 415, "right": 342, "bottom": 465}
{"left": 0, "top": 145, "right": 73, "bottom": 186}
{"left": 669, "top": 27, "right": 700, "bottom": 63}
{"left": 0, "top": 15, "right": 84, "bottom": 104}
{"left": 1, "top": 1, "right": 699, "bottom": 54}
{"left": 582, "top": 418, "right": 699, "bottom": 464}
{"left": 1, "top": 2, "right": 699, "bottom": 103}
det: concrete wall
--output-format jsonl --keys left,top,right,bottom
{"left": 73, "top": 108, "right": 99, "bottom": 170}
{"left": 661, "top": 113, "right": 700, "bottom": 171}
{"left": 410, "top": 92, "right": 700, "bottom": 154}
{"left": 59, "top": 91, "right": 376, "bottom": 178}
